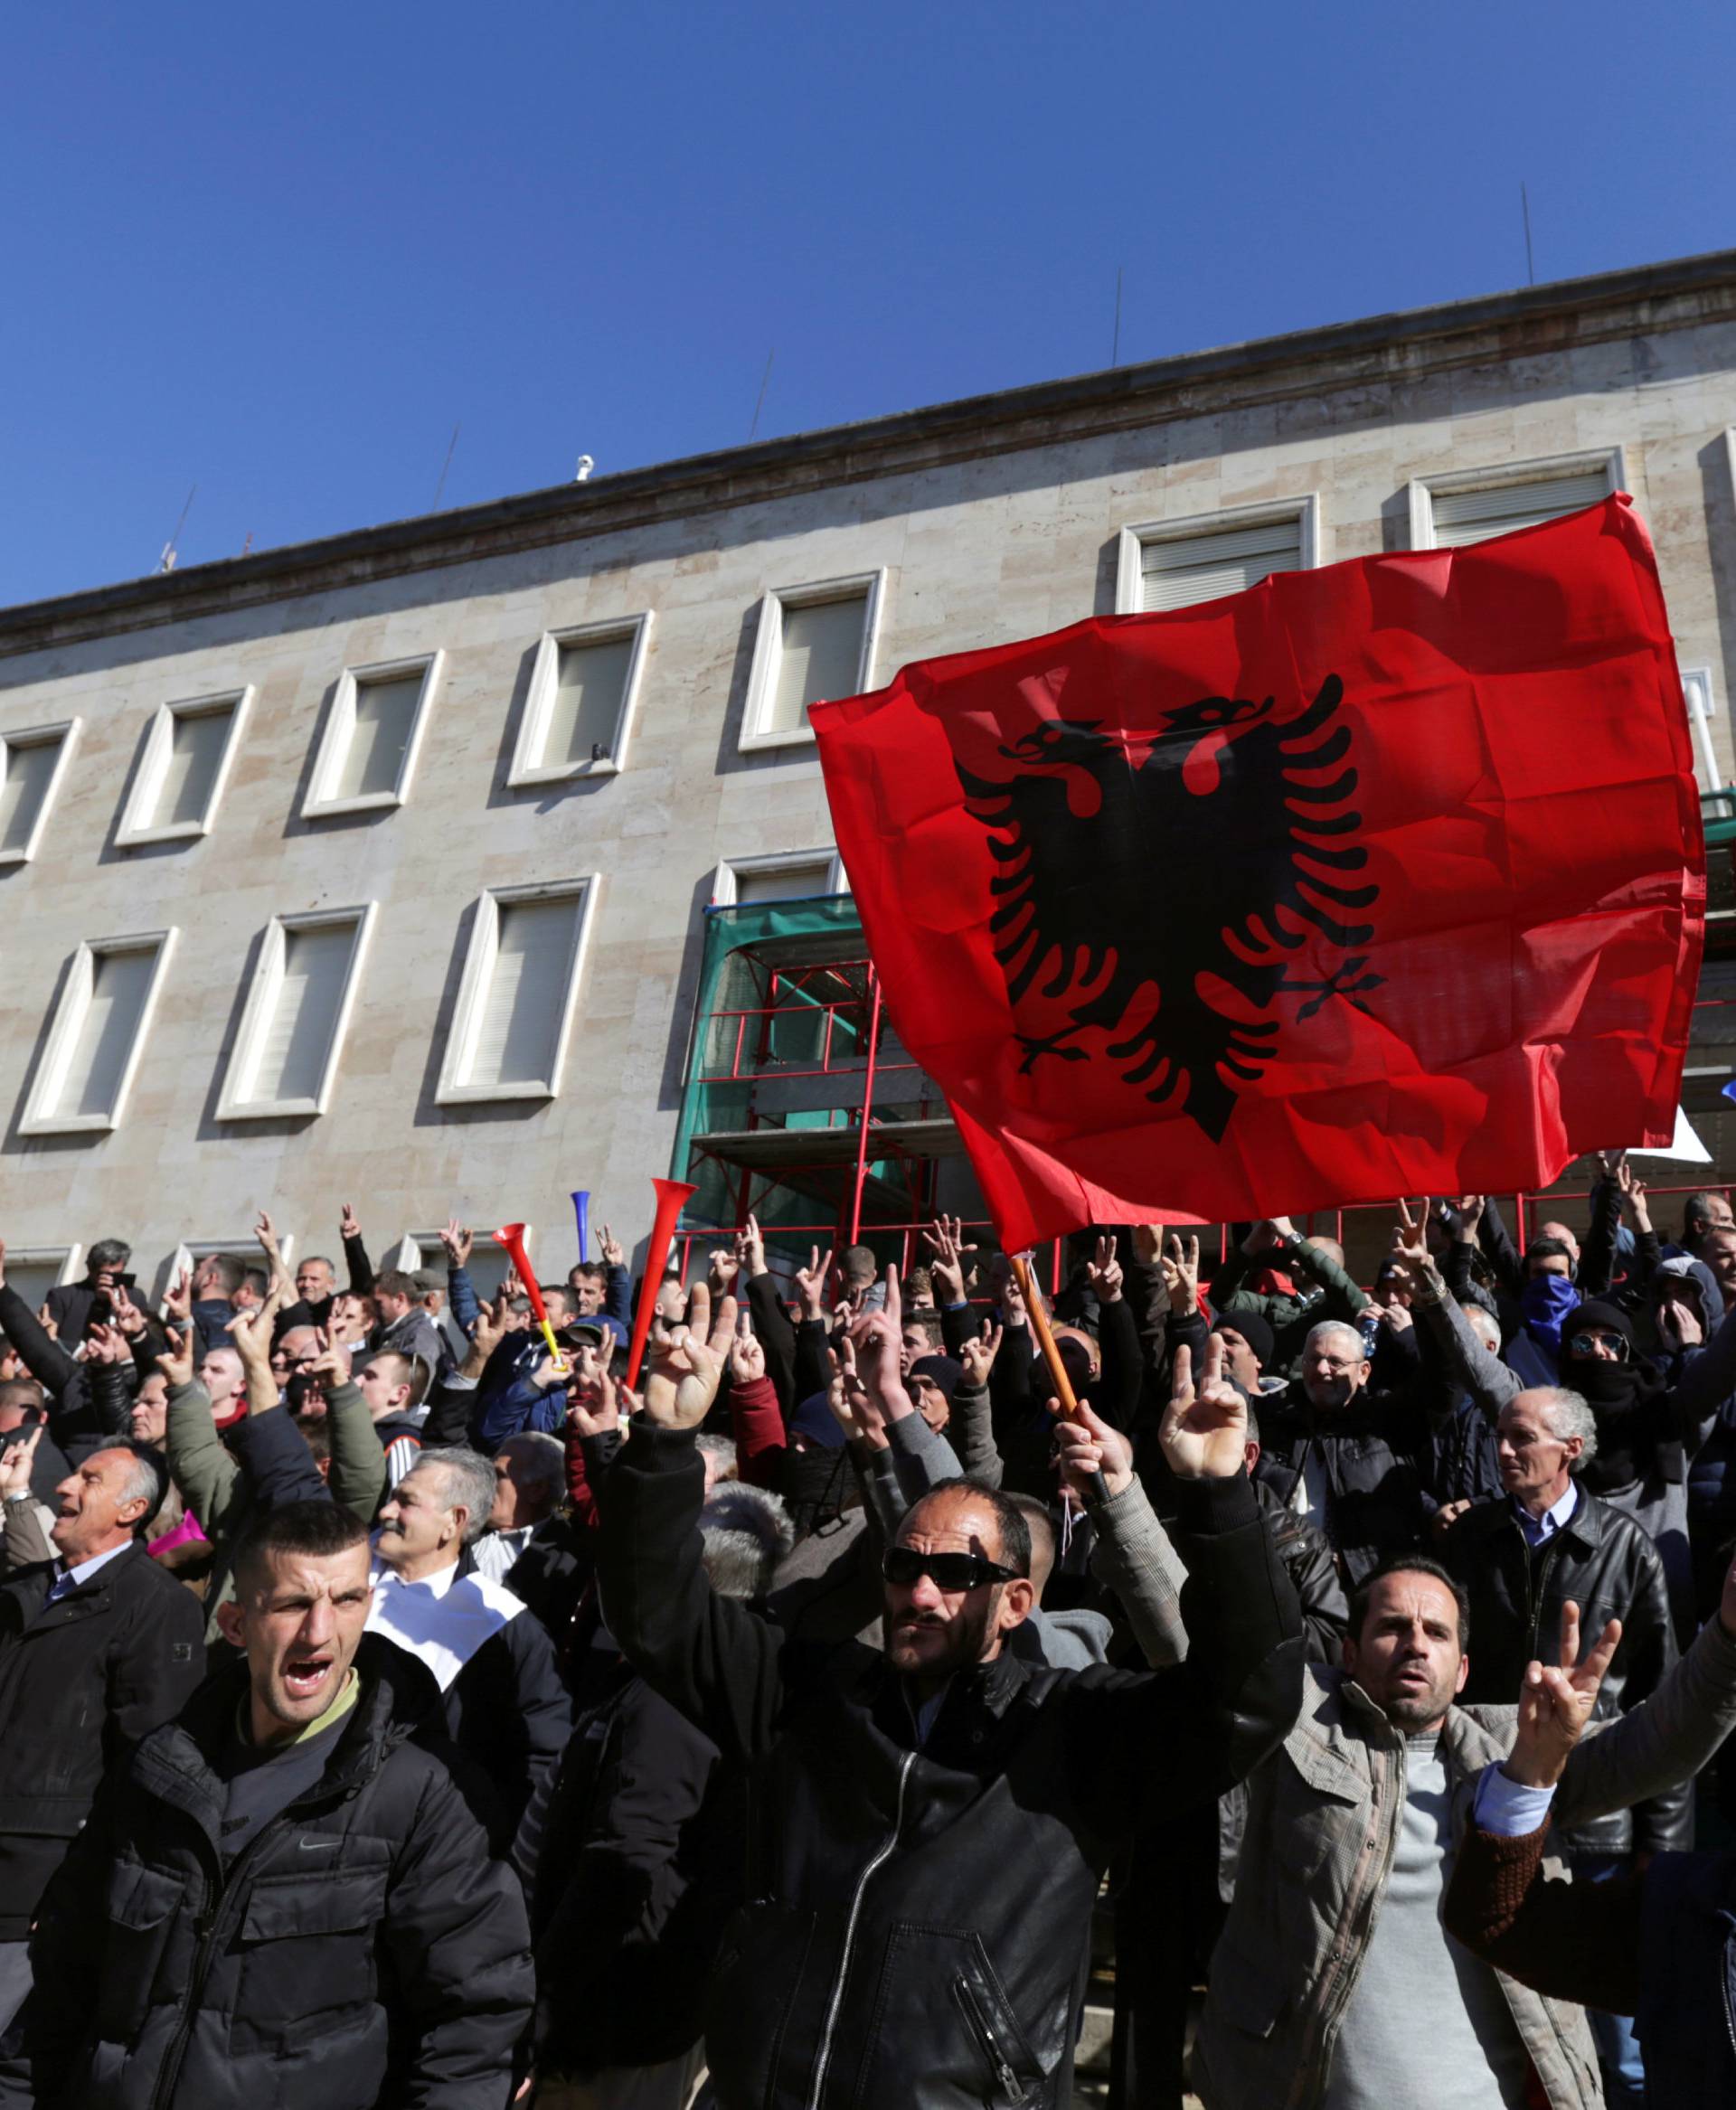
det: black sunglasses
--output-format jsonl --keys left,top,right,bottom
{"left": 882, "top": 1547, "right": 1024, "bottom": 1592}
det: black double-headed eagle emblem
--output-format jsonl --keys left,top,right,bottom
{"left": 956, "top": 674, "right": 1382, "bottom": 1142}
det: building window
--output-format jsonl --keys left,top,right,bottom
{"left": 1115, "top": 498, "right": 1319, "bottom": 615}
{"left": 437, "top": 881, "right": 597, "bottom": 1104}
{"left": 1406, "top": 449, "right": 1626, "bottom": 550}
{"left": 2, "top": 1247, "right": 81, "bottom": 1318}
{"left": 740, "top": 572, "right": 884, "bottom": 752}
{"left": 301, "top": 653, "right": 443, "bottom": 818}
{"left": 217, "top": 906, "right": 377, "bottom": 1119}
{"left": 1683, "top": 666, "right": 1723, "bottom": 788}
{"left": 165, "top": 1232, "right": 298, "bottom": 1304}
{"left": 117, "top": 688, "right": 253, "bottom": 848}
{"left": 393, "top": 1229, "right": 520, "bottom": 1301}
{"left": 509, "top": 615, "right": 653, "bottom": 786}
{"left": 0, "top": 720, "right": 80, "bottom": 866}
{"left": 711, "top": 849, "right": 849, "bottom": 907}
{"left": 21, "top": 930, "right": 178, "bottom": 1135}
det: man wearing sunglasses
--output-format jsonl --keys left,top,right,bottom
{"left": 595, "top": 1305, "right": 1303, "bottom": 2110}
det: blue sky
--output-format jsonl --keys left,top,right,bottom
{"left": 4, "top": 1, "right": 1732, "bottom": 607}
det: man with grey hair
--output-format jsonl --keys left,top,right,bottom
{"left": 1252, "top": 1314, "right": 1429, "bottom": 1585}
{"left": 0, "top": 1436, "right": 203, "bottom": 2030}
{"left": 473, "top": 1429, "right": 568, "bottom": 1587}
{"left": 369, "top": 1446, "right": 571, "bottom": 1833}
{"left": 1444, "top": 1383, "right": 1684, "bottom": 2104}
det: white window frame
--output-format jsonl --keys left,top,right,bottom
{"left": 1404, "top": 447, "right": 1628, "bottom": 551}
{"left": 392, "top": 1229, "right": 524, "bottom": 1298}
{"left": 739, "top": 570, "right": 885, "bottom": 754}
{"left": 1683, "top": 666, "right": 1723, "bottom": 788}
{"left": 508, "top": 613, "right": 653, "bottom": 787}
{"left": 116, "top": 686, "right": 254, "bottom": 848}
{"left": 215, "top": 903, "right": 378, "bottom": 1120}
{"left": 0, "top": 718, "right": 81, "bottom": 867}
{"left": 436, "top": 878, "right": 599, "bottom": 1106}
{"left": 20, "top": 928, "right": 179, "bottom": 1137}
{"left": 300, "top": 651, "right": 444, "bottom": 819}
{"left": 164, "top": 1234, "right": 299, "bottom": 1309}
{"left": 1114, "top": 495, "right": 1321, "bottom": 616}
{"left": 4, "top": 1247, "right": 84, "bottom": 1313}
{"left": 710, "top": 847, "right": 850, "bottom": 907}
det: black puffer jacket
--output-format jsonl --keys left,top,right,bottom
{"left": 0, "top": 1541, "right": 204, "bottom": 1940}
{"left": 1445, "top": 1485, "right": 1684, "bottom": 1854}
{"left": 598, "top": 1419, "right": 1303, "bottom": 2110}
{"left": 0, "top": 1634, "right": 533, "bottom": 2110}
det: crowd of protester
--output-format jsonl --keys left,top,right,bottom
{"left": 4, "top": 1158, "right": 1736, "bottom": 2105}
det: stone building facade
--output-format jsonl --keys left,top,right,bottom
{"left": 2, "top": 248, "right": 1735, "bottom": 1295}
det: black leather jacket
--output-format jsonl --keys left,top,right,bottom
{"left": 1446, "top": 1485, "right": 1686, "bottom": 1855}
{"left": 1253, "top": 1382, "right": 1429, "bottom": 1587}
{"left": 597, "top": 1418, "right": 1303, "bottom": 2110}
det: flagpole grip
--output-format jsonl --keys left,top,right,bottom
{"left": 1012, "top": 1255, "right": 1110, "bottom": 1508}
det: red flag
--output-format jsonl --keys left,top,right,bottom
{"left": 811, "top": 496, "right": 1703, "bottom": 1247}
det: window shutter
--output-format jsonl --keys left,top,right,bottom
{"left": 770, "top": 598, "right": 866, "bottom": 733}
{"left": 735, "top": 859, "right": 835, "bottom": 906}
{"left": 58, "top": 947, "right": 156, "bottom": 1118}
{"left": 0, "top": 739, "right": 61, "bottom": 853}
{"left": 156, "top": 707, "right": 232, "bottom": 827}
{"left": 1429, "top": 467, "right": 1613, "bottom": 548}
{"left": 468, "top": 896, "right": 580, "bottom": 1088}
{"left": 336, "top": 675, "right": 422, "bottom": 799}
{"left": 250, "top": 924, "right": 355, "bottom": 1105}
{"left": 547, "top": 636, "right": 634, "bottom": 768}
{"left": 1140, "top": 515, "right": 1304, "bottom": 613}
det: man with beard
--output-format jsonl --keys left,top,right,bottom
{"left": 594, "top": 1295, "right": 1304, "bottom": 2110}
{"left": 1193, "top": 1555, "right": 1736, "bottom": 2110}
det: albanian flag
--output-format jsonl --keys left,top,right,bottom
{"left": 811, "top": 496, "right": 1703, "bottom": 1247}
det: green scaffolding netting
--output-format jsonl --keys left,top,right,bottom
{"left": 670, "top": 895, "right": 941, "bottom": 1256}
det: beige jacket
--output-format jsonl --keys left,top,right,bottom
{"left": 1193, "top": 1612, "right": 1736, "bottom": 2110}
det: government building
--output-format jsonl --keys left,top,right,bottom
{"left": 3, "top": 248, "right": 1735, "bottom": 1298}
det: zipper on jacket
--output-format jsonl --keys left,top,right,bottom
{"left": 805, "top": 1748, "right": 914, "bottom": 2110}
{"left": 954, "top": 1973, "right": 1021, "bottom": 2102}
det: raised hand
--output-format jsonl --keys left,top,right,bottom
{"left": 643, "top": 1282, "right": 737, "bottom": 1430}
{"left": 1503, "top": 1601, "right": 1623, "bottom": 1790}
{"left": 156, "top": 1323, "right": 195, "bottom": 1389}
{"left": 794, "top": 1246, "right": 833, "bottom": 1321}
{"left": 736, "top": 1213, "right": 768, "bottom": 1279}
{"left": 599, "top": 1221, "right": 626, "bottom": 1270}
{"left": 1159, "top": 1338, "right": 1249, "bottom": 1482}
{"left": 565, "top": 1342, "right": 619, "bottom": 1438}
{"left": 339, "top": 1202, "right": 362, "bottom": 1240}
{"left": 833, "top": 1334, "right": 889, "bottom": 1446}
{"left": 163, "top": 1268, "right": 192, "bottom": 1323}
{"left": 109, "top": 1282, "right": 146, "bottom": 1338}
{"left": 959, "top": 1317, "right": 1003, "bottom": 1389}
{"left": 1131, "top": 1224, "right": 1164, "bottom": 1267}
{"left": 1656, "top": 1292, "right": 1704, "bottom": 1353}
{"left": 462, "top": 1292, "right": 510, "bottom": 1378}
{"left": 729, "top": 1309, "right": 767, "bottom": 1384}
{"left": 1161, "top": 1233, "right": 1201, "bottom": 1314}
{"left": 255, "top": 1209, "right": 283, "bottom": 1265}
{"left": 307, "top": 1326, "right": 352, "bottom": 1387}
{"left": 1087, "top": 1234, "right": 1124, "bottom": 1305}
{"left": 0, "top": 1421, "right": 42, "bottom": 1501}
{"left": 440, "top": 1218, "right": 474, "bottom": 1268}
{"left": 920, "top": 1216, "right": 974, "bottom": 1307}
{"left": 1054, "top": 1397, "right": 1133, "bottom": 1500}
{"left": 1453, "top": 1195, "right": 1486, "bottom": 1241}
{"left": 708, "top": 1246, "right": 741, "bottom": 1296}
{"left": 84, "top": 1322, "right": 129, "bottom": 1366}
{"left": 1392, "top": 1197, "right": 1431, "bottom": 1272}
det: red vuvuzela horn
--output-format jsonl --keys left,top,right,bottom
{"left": 625, "top": 1178, "right": 698, "bottom": 1388}
{"left": 494, "top": 1223, "right": 564, "bottom": 1370}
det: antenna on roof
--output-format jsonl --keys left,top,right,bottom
{"left": 1521, "top": 182, "right": 1535, "bottom": 286}
{"left": 157, "top": 484, "right": 197, "bottom": 573}
{"left": 749, "top": 349, "right": 775, "bottom": 441}
{"left": 433, "top": 423, "right": 460, "bottom": 509}
{"left": 1111, "top": 265, "right": 1123, "bottom": 365}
